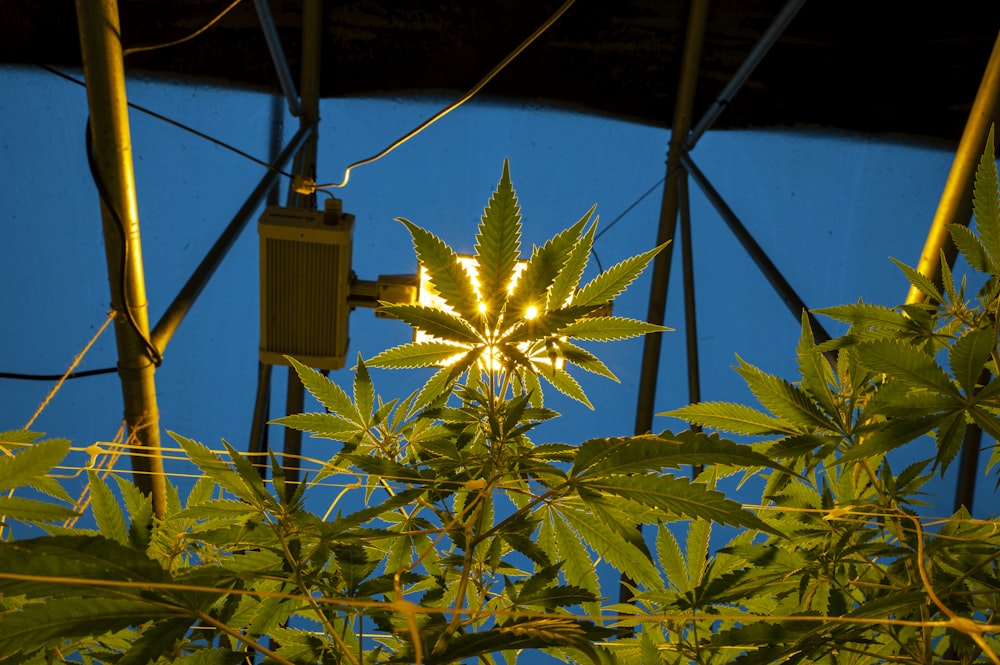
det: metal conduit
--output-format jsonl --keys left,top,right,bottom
{"left": 76, "top": 0, "right": 166, "bottom": 517}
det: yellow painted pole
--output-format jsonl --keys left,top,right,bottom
{"left": 907, "top": 30, "right": 1000, "bottom": 304}
{"left": 76, "top": 0, "right": 166, "bottom": 517}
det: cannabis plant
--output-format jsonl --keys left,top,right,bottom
{"left": 656, "top": 130, "right": 1000, "bottom": 663}
{"left": 0, "top": 160, "right": 777, "bottom": 665}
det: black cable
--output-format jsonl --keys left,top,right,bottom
{"left": 85, "top": 117, "right": 164, "bottom": 367}
{"left": 38, "top": 65, "right": 293, "bottom": 178}
{"left": 0, "top": 368, "right": 117, "bottom": 381}
{"left": 589, "top": 176, "right": 666, "bottom": 273}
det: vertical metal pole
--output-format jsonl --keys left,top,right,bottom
{"left": 248, "top": 95, "right": 286, "bottom": 476}
{"left": 678, "top": 174, "right": 704, "bottom": 479}
{"left": 282, "top": 0, "right": 323, "bottom": 497}
{"left": 907, "top": 29, "right": 1000, "bottom": 305}
{"left": 633, "top": 0, "right": 710, "bottom": 439}
{"left": 625, "top": 0, "right": 710, "bottom": 607}
{"left": 76, "top": 0, "right": 166, "bottom": 518}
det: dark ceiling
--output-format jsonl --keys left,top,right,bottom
{"left": 3, "top": 1, "right": 998, "bottom": 144}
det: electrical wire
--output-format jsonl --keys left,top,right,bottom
{"left": 311, "top": 0, "right": 577, "bottom": 191}
{"left": 38, "top": 65, "right": 292, "bottom": 178}
{"left": 122, "top": 0, "right": 246, "bottom": 57}
{"left": 0, "top": 368, "right": 117, "bottom": 381}
{"left": 589, "top": 176, "right": 666, "bottom": 273}
{"left": 85, "top": 117, "right": 164, "bottom": 367}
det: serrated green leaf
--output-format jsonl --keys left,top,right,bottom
{"left": 796, "top": 313, "right": 841, "bottom": 422}
{"left": 0, "top": 597, "right": 179, "bottom": 661}
{"left": 735, "top": 357, "right": 832, "bottom": 430}
{"left": 87, "top": 471, "right": 128, "bottom": 546}
{"left": 412, "top": 349, "right": 480, "bottom": 411}
{"left": 353, "top": 354, "right": 375, "bottom": 427}
{"left": 399, "top": 218, "right": 480, "bottom": 319}
{"left": 949, "top": 327, "right": 995, "bottom": 394}
{"left": 366, "top": 340, "right": 469, "bottom": 368}
{"left": 0, "top": 437, "right": 71, "bottom": 492}
{"left": 813, "top": 301, "right": 911, "bottom": 331}
{"left": 540, "top": 509, "right": 599, "bottom": 614}
{"left": 0, "top": 535, "right": 171, "bottom": 599}
{"left": 934, "top": 411, "right": 968, "bottom": 472}
{"left": 285, "top": 356, "right": 357, "bottom": 420}
{"left": 0, "top": 429, "right": 44, "bottom": 447}
{"left": 558, "top": 316, "right": 669, "bottom": 341}
{"left": 177, "top": 499, "right": 259, "bottom": 521}
{"left": 550, "top": 213, "right": 598, "bottom": 309}
{"left": 684, "top": 519, "right": 711, "bottom": 591}
{"left": 175, "top": 648, "right": 246, "bottom": 665}
{"left": 0, "top": 495, "right": 78, "bottom": 523}
{"left": 974, "top": 124, "right": 1000, "bottom": 261}
{"left": 572, "top": 431, "right": 795, "bottom": 478}
{"left": 501, "top": 305, "right": 602, "bottom": 344}
{"left": 665, "top": 401, "right": 796, "bottom": 435}
{"left": 269, "top": 412, "right": 359, "bottom": 439}
{"left": 476, "top": 158, "right": 521, "bottom": 326}
{"left": 656, "top": 525, "right": 687, "bottom": 593}
{"left": 113, "top": 475, "right": 154, "bottom": 550}
{"left": 378, "top": 303, "right": 482, "bottom": 345}
{"left": 169, "top": 432, "right": 267, "bottom": 510}
{"left": 890, "top": 257, "right": 944, "bottom": 303}
{"left": 537, "top": 367, "right": 592, "bottom": 408}
{"left": 574, "top": 243, "right": 665, "bottom": 306}
{"left": 856, "top": 339, "right": 958, "bottom": 396}
{"left": 836, "top": 415, "right": 940, "bottom": 465}
{"left": 949, "top": 224, "right": 994, "bottom": 273}
{"left": 579, "top": 474, "right": 780, "bottom": 535}
{"left": 557, "top": 504, "right": 662, "bottom": 589}
{"left": 558, "top": 342, "right": 619, "bottom": 381}
{"left": 117, "top": 617, "right": 193, "bottom": 665}
{"left": 509, "top": 208, "right": 593, "bottom": 318}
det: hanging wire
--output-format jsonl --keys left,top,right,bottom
{"left": 37, "top": 65, "right": 293, "bottom": 178}
{"left": 309, "top": 0, "right": 577, "bottom": 191}
{"left": 589, "top": 176, "right": 666, "bottom": 273}
{"left": 84, "top": 117, "right": 164, "bottom": 367}
{"left": 122, "top": 0, "right": 246, "bottom": 57}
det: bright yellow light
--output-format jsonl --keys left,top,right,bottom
{"left": 416, "top": 256, "right": 563, "bottom": 371}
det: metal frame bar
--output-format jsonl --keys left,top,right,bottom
{"left": 687, "top": 0, "right": 808, "bottom": 150}
{"left": 280, "top": 0, "right": 323, "bottom": 498}
{"left": 76, "top": 0, "right": 166, "bottom": 517}
{"left": 682, "top": 152, "right": 831, "bottom": 342}
{"left": 151, "top": 123, "right": 313, "bottom": 351}
{"left": 907, "top": 29, "right": 1000, "bottom": 306}
{"left": 632, "top": 0, "right": 710, "bottom": 442}
{"left": 253, "top": 0, "right": 302, "bottom": 118}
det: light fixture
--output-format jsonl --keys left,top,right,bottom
{"left": 258, "top": 199, "right": 354, "bottom": 370}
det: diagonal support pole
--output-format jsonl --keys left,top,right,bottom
{"left": 151, "top": 123, "right": 313, "bottom": 352}
{"left": 907, "top": 29, "right": 1000, "bottom": 304}
{"left": 76, "top": 0, "right": 165, "bottom": 517}
{"left": 682, "top": 152, "right": 832, "bottom": 343}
